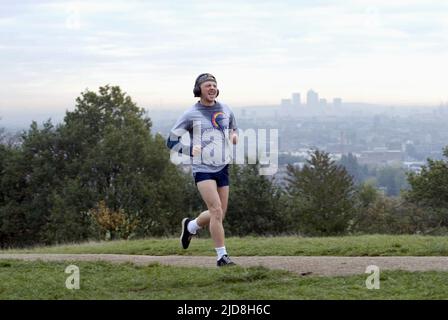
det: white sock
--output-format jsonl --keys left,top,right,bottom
{"left": 187, "top": 218, "right": 201, "bottom": 234}
{"left": 215, "top": 246, "right": 227, "bottom": 260}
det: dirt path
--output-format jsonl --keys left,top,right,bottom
{"left": 1, "top": 254, "right": 448, "bottom": 276}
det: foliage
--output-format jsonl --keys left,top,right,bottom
{"left": 338, "top": 153, "right": 369, "bottom": 185}
{"left": 0, "top": 85, "right": 198, "bottom": 247}
{"left": 225, "top": 163, "right": 286, "bottom": 236}
{"left": 88, "top": 200, "right": 139, "bottom": 240}
{"left": 285, "top": 149, "right": 356, "bottom": 236}
{"left": 406, "top": 147, "right": 448, "bottom": 208}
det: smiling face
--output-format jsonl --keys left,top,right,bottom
{"left": 199, "top": 80, "right": 218, "bottom": 104}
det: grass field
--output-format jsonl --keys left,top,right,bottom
{"left": 3, "top": 235, "right": 448, "bottom": 256}
{"left": 1, "top": 259, "right": 447, "bottom": 299}
{"left": 2, "top": 235, "right": 448, "bottom": 300}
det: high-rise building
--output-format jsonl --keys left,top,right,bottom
{"left": 333, "top": 98, "right": 342, "bottom": 107}
{"left": 281, "top": 98, "right": 292, "bottom": 107}
{"left": 319, "top": 98, "right": 327, "bottom": 107}
{"left": 292, "top": 93, "right": 301, "bottom": 107}
{"left": 307, "top": 89, "right": 319, "bottom": 107}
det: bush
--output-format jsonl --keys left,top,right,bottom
{"left": 88, "top": 200, "right": 139, "bottom": 240}
{"left": 352, "top": 187, "right": 448, "bottom": 235}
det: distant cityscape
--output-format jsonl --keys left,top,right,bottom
{"left": 146, "top": 94, "right": 448, "bottom": 195}
{"left": 3, "top": 92, "right": 448, "bottom": 196}
{"left": 280, "top": 89, "right": 342, "bottom": 109}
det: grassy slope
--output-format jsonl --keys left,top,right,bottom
{"left": 0, "top": 259, "right": 447, "bottom": 299}
{"left": 3, "top": 235, "right": 448, "bottom": 256}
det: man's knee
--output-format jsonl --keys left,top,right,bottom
{"left": 209, "top": 203, "right": 223, "bottom": 220}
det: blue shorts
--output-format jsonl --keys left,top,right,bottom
{"left": 193, "top": 165, "right": 229, "bottom": 187}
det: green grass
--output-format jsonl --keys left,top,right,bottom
{"left": 0, "top": 259, "right": 447, "bottom": 299}
{"left": 3, "top": 235, "right": 448, "bottom": 256}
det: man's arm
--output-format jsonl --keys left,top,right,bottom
{"left": 230, "top": 129, "right": 238, "bottom": 144}
{"left": 229, "top": 110, "right": 238, "bottom": 145}
{"left": 166, "top": 111, "right": 194, "bottom": 156}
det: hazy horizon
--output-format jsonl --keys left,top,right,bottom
{"left": 1, "top": 99, "right": 444, "bottom": 132}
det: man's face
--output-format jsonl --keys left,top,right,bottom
{"left": 200, "top": 80, "right": 218, "bottom": 102}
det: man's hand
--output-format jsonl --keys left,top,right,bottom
{"left": 231, "top": 132, "right": 238, "bottom": 145}
{"left": 192, "top": 145, "right": 201, "bottom": 156}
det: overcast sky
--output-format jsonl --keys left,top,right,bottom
{"left": 1, "top": 0, "right": 448, "bottom": 119}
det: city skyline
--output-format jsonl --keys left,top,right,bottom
{"left": 1, "top": 0, "right": 448, "bottom": 116}
{"left": 281, "top": 89, "right": 341, "bottom": 107}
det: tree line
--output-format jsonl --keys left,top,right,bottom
{"left": 1, "top": 86, "right": 447, "bottom": 247}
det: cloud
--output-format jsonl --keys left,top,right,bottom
{"left": 1, "top": 0, "right": 448, "bottom": 112}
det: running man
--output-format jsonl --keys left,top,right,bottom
{"left": 166, "top": 73, "right": 238, "bottom": 267}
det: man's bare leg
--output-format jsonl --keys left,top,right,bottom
{"left": 196, "top": 185, "right": 229, "bottom": 227}
{"left": 196, "top": 180, "right": 224, "bottom": 248}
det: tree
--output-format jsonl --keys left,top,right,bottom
{"left": 406, "top": 147, "right": 448, "bottom": 208}
{"left": 47, "top": 85, "right": 194, "bottom": 239}
{"left": 285, "top": 149, "right": 356, "bottom": 236}
{"left": 0, "top": 85, "right": 197, "bottom": 247}
{"left": 339, "top": 153, "right": 368, "bottom": 185}
{"left": 0, "top": 145, "right": 32, "bottom": 247}
{"left": 405, "top": 145, "right": 448, "bottom": 230}
{"left": 377, "top": 165, "right": 408, "bottom": 197}
{"left": 353, "top": 189, "right": 447, "bottom": 235}
{"left": 224, "top": 163, "right": 286, "bottom": 236}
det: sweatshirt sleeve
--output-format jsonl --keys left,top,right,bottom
{"left": 166, "top": 110, "right": 193, "bottom": 157}
{"left": 229, "top": 109, "right": 237, "bottom": 132}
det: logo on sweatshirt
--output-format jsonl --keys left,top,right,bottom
{"left": 211, "top": 111, "right": 226, "bottom": 129}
